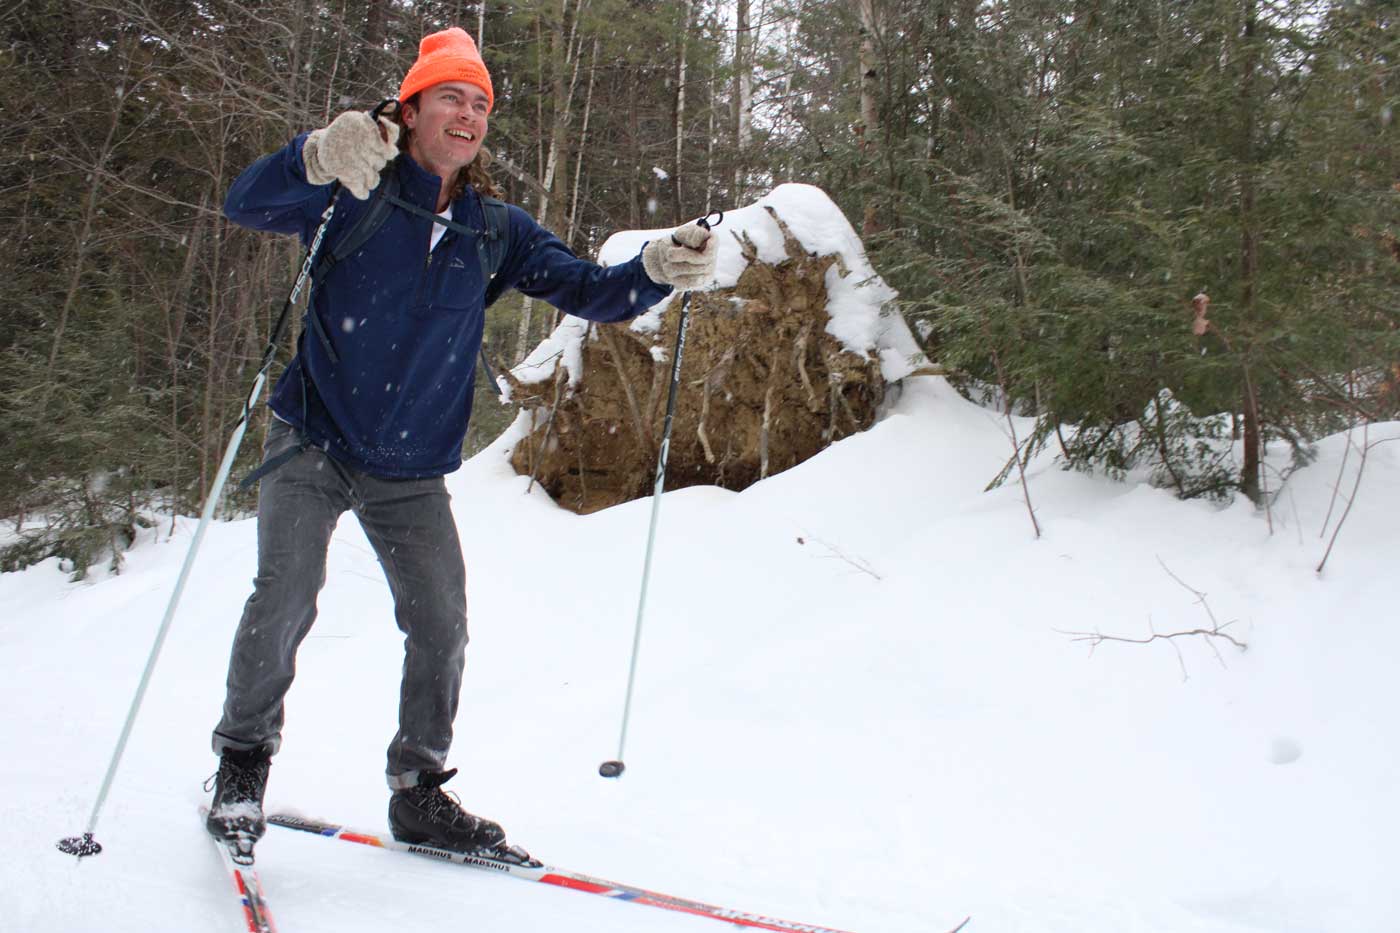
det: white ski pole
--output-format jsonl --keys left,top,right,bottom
{"left": 57, "top": 99, "right": 399, "bottom": 858}
{"left": 600, "top": 211, "right": 721, "bottom": 779}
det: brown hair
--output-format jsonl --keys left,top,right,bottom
{"left": 393, "top": 95, "right": 502, "bottom": 201}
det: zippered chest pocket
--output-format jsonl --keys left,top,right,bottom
{"left": 409, "top": 235, "right": 486, "bottom": 317}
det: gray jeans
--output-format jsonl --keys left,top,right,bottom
{"left": 213, "top": 419, "right": 468, "bottom": 789}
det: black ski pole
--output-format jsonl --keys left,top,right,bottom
{"left": 600, "top": 211, "right": 721, "bottom": 780}
{"left": 57, "top": 99, "right": 399, "bottom": 859}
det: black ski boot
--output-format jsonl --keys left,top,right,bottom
{"left": 205, "top": 746, "right": 271, "bottom": 864}
{"left": 388, "top": 768, "right": 506, "bottom": 854}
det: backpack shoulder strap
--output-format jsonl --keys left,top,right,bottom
{"left": 476, "top": 195, "right": 510, "bottom": 284}
{"left": 476, "top": 196, "right": 512, "bottom": 397}
{"left": 305, "top": 175, "right": 511, "bottom": 392}
{"left": 311, "top": 162, "right": 399, "bottom": 285}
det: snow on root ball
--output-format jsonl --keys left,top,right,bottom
{"left": 501, "top": 184, "right": 926, "bottom": 514}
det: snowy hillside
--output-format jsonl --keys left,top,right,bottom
{"left": 4, "top": 376, "right": 1398, "bottom": 932}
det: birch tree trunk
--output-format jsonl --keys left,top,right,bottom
{"left": 672, "top": 0, "right": 692, "bottom": 223}
{"left": 518, "top": 0, "right": 587, "bottom": 363}
{"left": 705, "top": 52, "right": 717, "bottom": 214}
{"left": 567, "top": 37, "right": 600, "bottom": 247}
{"left": 538, "top": 0, "right": 586, "bottom": 232}
{"left": 732, "top": 0, "right": 753, "bottom": 203}
{"left": 856, "top": 0, "right": 882, "bottom": 236}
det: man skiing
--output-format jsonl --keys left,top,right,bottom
{"left": 205, "top": 26, "right": 717, "bottom": 859}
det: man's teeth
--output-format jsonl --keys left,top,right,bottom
{"left": 447, "top": 130, "right": 474, "bottom": 140}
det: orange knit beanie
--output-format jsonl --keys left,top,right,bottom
{"left": 398, "top": 27, "right": 494, "bottom": 112}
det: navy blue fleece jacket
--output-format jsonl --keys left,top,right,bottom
{"left": 224, "top": 135, "right": 670, "bottom": 478}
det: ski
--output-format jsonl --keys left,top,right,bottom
{"left": 202, "top": 808, "right": 277, "bottom": 933}
{"left": 269, "top": 812, "right": 858, "bottom": 933}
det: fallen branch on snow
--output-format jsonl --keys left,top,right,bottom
{"left": 1058, "top": 557, "right": 1246, "bottom": 680}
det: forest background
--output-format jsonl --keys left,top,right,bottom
{"left": 0, "top": 0, "right": 1395, "bottom": 577}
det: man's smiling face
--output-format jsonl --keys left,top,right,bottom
{"left": 404, "top": 81, "right": 490, "bottom": 181}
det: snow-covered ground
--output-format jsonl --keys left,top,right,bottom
{"left": 3, "top": 375, "right": 1397, "bottom": 932}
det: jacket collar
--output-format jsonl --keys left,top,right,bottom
{"left": 395, "top": 153, "right": 478, "bottom": 213}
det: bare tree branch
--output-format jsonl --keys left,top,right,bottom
{"left": 1059, "top": 558, "right": 1246, "bottom": 680}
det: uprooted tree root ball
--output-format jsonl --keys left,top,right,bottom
{"left": 504, "top": 208, "right": 886, "bottom": 514}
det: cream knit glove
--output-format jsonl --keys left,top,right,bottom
{"left": 302, "top": 110, "right": 400, "bottom": 200}
{"left": 642, "top": 222, "right": 718, "bottom": 290}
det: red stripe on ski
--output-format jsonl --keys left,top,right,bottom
{"left": 632, "top": 896, "right": 826, "bottom": 932}
{"left": 202, "top": 807, "right": 277, "bottom": 933}
{"left": 540, "top": 873, "right": 616, "bottom": 894}
{"left": 229, "top": 872, "right": 258, "bottom": 931}
{"left": 228, "top": 863, "right": 277, "bottom": 932}
{"left": 340, "top": 831, "right": 385, "bottom": 847}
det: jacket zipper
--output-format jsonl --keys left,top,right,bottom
{"left": 410, "top": 238, "right": 434, "bottom": 308}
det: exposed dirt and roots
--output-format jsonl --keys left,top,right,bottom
{"left": 505, "top": 208, "right": 886, "bottom": 514}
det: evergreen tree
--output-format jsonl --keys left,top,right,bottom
{"left": 1, "top": 0, "right": 1394, "bottom": 575}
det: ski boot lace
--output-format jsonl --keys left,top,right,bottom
{"left": 204, "top": 750, "right": 270, "bottom": 802}
{"left": 412, "top": 783, "right": 474, "bottom": 829}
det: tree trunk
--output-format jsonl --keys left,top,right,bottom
{"left": 629, "top": 78, "right": 641, "bottom": 228}
{"left": 348, "top": 0, "right": 389, "bottom": 89}
{"left": 567, "top": 37, "right": 600, "bottom": 247}
{"left": 1238, "top": 0, "right": 1263, "bottom": 504}
{"left": 538, "top": 0, "right": 585, "bottom": 232}
{"left": 520, "top": 0, "right": 586, "bottom": 363}
{"left": 365, "top": 0, "right": 387, "bottom": 49}
{"left": 856, "top": 0, "right": 882, "bottom": 236}
{"left": 732, "top": 0, "right": 753, "bottom": 202}
{"left": 672, "top": 0, "right": 692, "bottom": 223}
{"left": 535, "top": 16, "right": 546, "bottom": 189}
{"left": 162, "top": 190, "right": 211, "bottom": 518}
{"left": 705, "top": 52, "right": 717, "bottom": 214}
{"left": 284, "top": 0, "right": 311, "bottom": 132}
{"left": 40, "top": 79, "right": 129, "bottom": 415}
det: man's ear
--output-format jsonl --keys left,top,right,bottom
{"left": 401, "top": 102, "right": 418, "bottom": 130}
